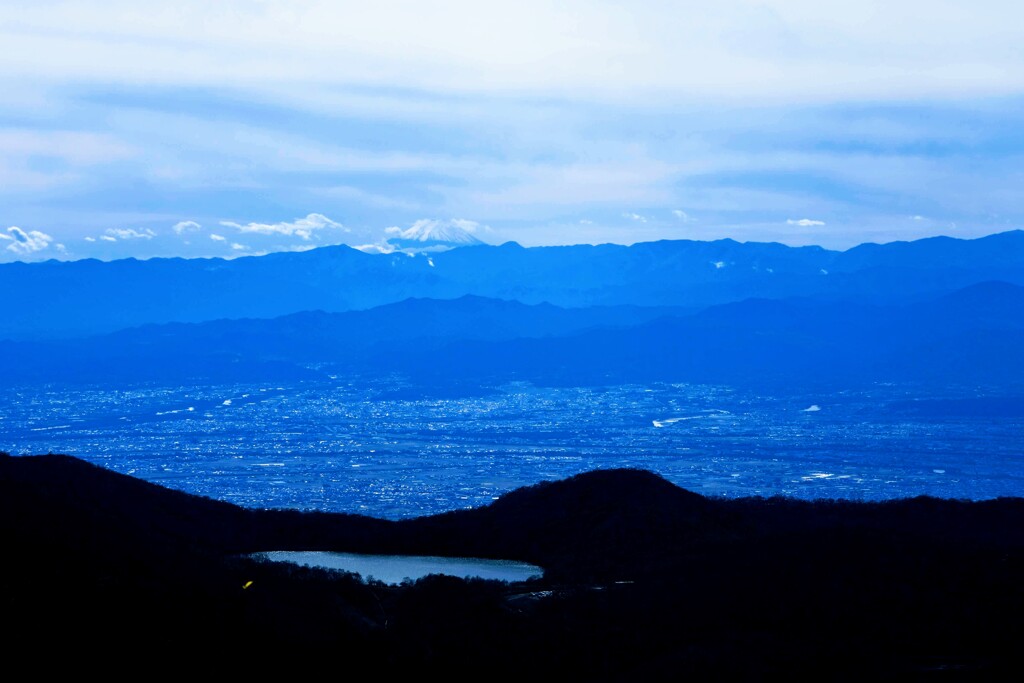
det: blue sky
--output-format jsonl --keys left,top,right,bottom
{"left": 2, "top": 0, "right": 1024, "bottom": 262}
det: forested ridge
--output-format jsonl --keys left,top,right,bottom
{"left": 3, "top": 452, "right": 1022, "bottom": 679}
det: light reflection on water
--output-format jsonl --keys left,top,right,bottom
{"left": 256, "top": 550, "right": 543, "bottom": 584}
{"left": 2, "top": 380, "right": 1023, "bottom": 519}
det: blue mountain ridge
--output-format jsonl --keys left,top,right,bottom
{"left": 4, "top": 230, "right": 1023, "bottom": 340}
{"left": 4, "top": 281, "right": 1024, "bottom": 391}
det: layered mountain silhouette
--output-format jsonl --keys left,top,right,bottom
{"left": 8, "top": 233, "right": 1024, "bottom": 675}
{"left": 5, "top": 281, "right": 1024, "bottom": 390}
{"left": 5, "top": 230, "right": 1023, "bottom": 340}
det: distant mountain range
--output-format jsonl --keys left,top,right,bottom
{"left": 4, "top": 281, "right": 1024, "bottom": 391}
{"left": 4, "top": 230, "right": 1023, "bottom": 392}
{"left": 4, "top": 230, "right": 1023, "bottom": 340}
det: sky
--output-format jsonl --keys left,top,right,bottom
{"left": 2, "top": 0, "right": 1024, "bottom": 262}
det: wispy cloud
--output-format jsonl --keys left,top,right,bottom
{"left": 4, "top": 2, "right": 1024, "bottom": 102}
{"left": 219, "top": 213, "right": 346, "bottom": 240}
{"left": 2, "top": 226, "right": 54, "bottom": 254}
{"left": 450, "top": 218, "right": 482, "bottom": 233}
{"left": 209, "top": 233, "right": 226, "bottom": 242}
{"left": 316, "top": 185, "right": 422, "bottom": 211}
{"left": 0, "top": 129, "right": 135, "bottom": 165}
{"left": 105, "top": 227, "right": 156, "bottom": 240}
{"left": 623, "top": 212, "right": 648, "bottom": 223}
{"left": 2, "top": 3, "right": 1023, "bottom": 259}
{"left": 173, "top": 220, "right": 202, "bottom": 234}
{"left": 460, "top": 161, "right": 677, "bottom": 213}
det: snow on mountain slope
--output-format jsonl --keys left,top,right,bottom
{"left": 384, "top": 219, "right": 486, "bottom": 252}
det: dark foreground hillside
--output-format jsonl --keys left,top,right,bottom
{"left": 3, "top": 452, "right": 1022, "bottom": 679}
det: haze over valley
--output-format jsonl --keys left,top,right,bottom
{"left": 4, "top": 231, "right": 1023, "bottom": 517}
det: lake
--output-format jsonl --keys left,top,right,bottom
{"left": 256, "top": 550, "right": 544, "bottom": 584}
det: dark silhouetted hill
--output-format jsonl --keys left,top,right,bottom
{"left": 3, "top": 452, "right": 1023, "bottom": 678}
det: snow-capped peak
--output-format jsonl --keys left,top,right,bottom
{"left": 384, "top": 219, "right": 486, "bottom": 252}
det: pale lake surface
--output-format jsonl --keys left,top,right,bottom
{"left": 256, "top": 550, "right": 543, "bottom": 584}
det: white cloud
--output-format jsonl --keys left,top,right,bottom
{"left": 173, "top": 220, "right": 202, "bottom": 234}
{"left": 786, "top": 218, "right": 826, "bottom": 227}
{"left": 4, "top": 226, "right": 54, "bottom": 254}
{"left": 84, "top": 236, "right": 96, "bottom": 242}
{"left": 209, "top": 233, "right": 226, "bottom": 242}
{"left": 449, "top": 218, "right": 480, "bottom": 233}
{"left": 230, "top": 242, "right": 247, "bottom": 250}
{"left": 461, "top": 160, "right": 677, "bottom": 214}
{"left": 2, "top": 6, "right": 1019, "bottom": 256}
{"left": 3, "top": 2, "right": 1024, "bottom": 103}
{"left": 316, "top": 185, "right": 421, "bottom": 210}
{"left": 623, "top": 212, "right": 647, "bottom": 223}
{"left": 100, "top": 235, "right": 117, "bottom": 242}
{"left": 105, "top": 227, "right": 156, "bottom": 240}
{"left": 219, "top": 213, "right": 346, "bottom": 240}
{"left": 352, "top": 241, "right": 396, "bottom": 254}
{"left": 0, "top": 128, "right": 135, "bottom": 165}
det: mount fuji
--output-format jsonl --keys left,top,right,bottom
{"left": 383, "top": 219, "right": 487, "bottom": 252}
